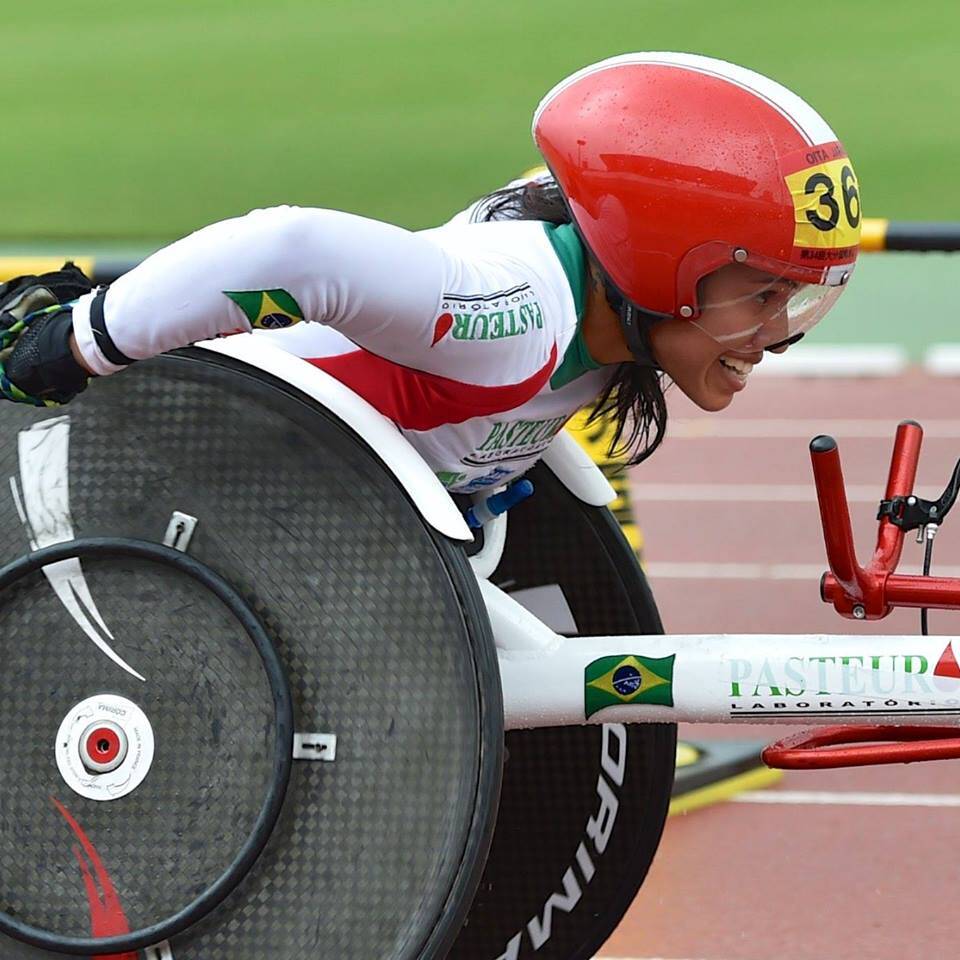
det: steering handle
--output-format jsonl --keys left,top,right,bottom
{"left": 812, "top": 420, "right": 960, "bottom": 618}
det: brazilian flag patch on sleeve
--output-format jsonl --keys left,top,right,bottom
{"left": 584, "top": 654, "right": 675, "bottom": 719}
{"left": 224, "top": 288, "right": 305, "bottom": 329}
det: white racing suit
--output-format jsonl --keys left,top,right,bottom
{"left": 70, "top": 205, "right": 611, "bottom": 493}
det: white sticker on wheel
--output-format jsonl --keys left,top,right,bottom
{"left": 55, "top": 694, "right": 155, "bottom": 802}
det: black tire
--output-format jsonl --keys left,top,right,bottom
{"left": 450, "top": 462, "right": 676, "bottom": 960}
{"left": 0, "top": 349, "right": 502, "bottom": 960}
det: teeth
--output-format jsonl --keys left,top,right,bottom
{"left": 719, "top": 355, "right": 754, "bottom": 377}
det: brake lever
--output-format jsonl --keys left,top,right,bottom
{"left": 877, "top": 456, "right": 960, "bottom": 533}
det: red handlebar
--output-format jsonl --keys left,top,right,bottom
{"left": 765, "top": 424, "right": 960, "bottom": 771}
{"left": 812, "top": 420, "right": 960, "bottom": 618}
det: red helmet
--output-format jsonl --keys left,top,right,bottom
{"left": 533, "top": 53, "right": 860, "bottom": 344}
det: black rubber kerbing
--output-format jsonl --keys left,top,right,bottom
{"left": 884, "top": 222, "right": 960, "bottom": 252}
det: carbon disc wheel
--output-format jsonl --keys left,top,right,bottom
{"left": 0, "top": 349, "right": 502, "bottom": 960}
{"left": 450, "top": 462, "right": 676, "bottom": 960}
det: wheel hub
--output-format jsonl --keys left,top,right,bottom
{"left": 55, "top": 694, "right": 154, "bottom": 801}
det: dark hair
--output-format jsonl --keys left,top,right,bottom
{"left": 476, "top": 179, "right": 668, "bottom": 466}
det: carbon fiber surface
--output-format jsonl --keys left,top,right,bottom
{"left": 0, "top": 351, "right": 501, "bottom": 960}
{"left": 449, "top": 463, "right": 676, "bottom": 960}
{"left": 0, "top": 556, "right": 275, "bottom": 940}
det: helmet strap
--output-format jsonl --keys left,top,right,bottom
{"left": 599, "top": 273, "right": 661, "bottom": 369}
{"left": 571, "top": 214, "right": 666, "bottom": 370}
{"left": 619, "top": 302, "right": 662, "bottom": 369}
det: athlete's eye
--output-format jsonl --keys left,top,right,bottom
{"left": 755, "top": 284, "right": 793, "bottom": 309}
{"left": 754, "top": 289, "right": 782, "bottom": 308}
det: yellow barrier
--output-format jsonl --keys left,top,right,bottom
{"left": 0, "top": 257, "right": 95, "bottom": 283}
{"left": 669, "top": 765, "right": 782, "bottom": 816}
{"left": 859, "top": 218, "right": 888, "bottom": 253}
{"left": 567, "top": 408, "right": 643, "bottom": 554}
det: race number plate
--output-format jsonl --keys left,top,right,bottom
{"left": 783, "top": 141, "right": 862, "bottom": 254}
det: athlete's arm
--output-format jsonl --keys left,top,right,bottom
{"left": 70, "top": 205, "right": 448, "bottom": 376}
{"left": 3, "top": 207, "right": 560, "bottom": 409}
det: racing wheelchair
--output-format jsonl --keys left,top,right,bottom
{"left": 1, "top": 337, "right": 957, "bottom": 960}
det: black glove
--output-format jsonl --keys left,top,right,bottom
{"left": 0, "top": 262, "right": 95, "bottom": 406}
{"left": 0, "top": 261, "right": 94, "bottom": 317}
{"left": 1, "top": 304, "right": 90, "bottom": 404}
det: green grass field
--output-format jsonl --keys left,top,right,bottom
{"left": 1, "top": 0, "right": 958, "bottom": 241}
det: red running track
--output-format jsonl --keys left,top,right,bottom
{"left": 599, "top": 370, "right": 960, "bottom": 960}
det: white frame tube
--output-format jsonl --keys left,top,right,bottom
{"left": 482, "top": 580, "right": 960, "bottom": 731}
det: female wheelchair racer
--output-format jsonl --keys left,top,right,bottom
{"left": 0, "top": 52, "right": 861, "bottom": 490}
{"left": 0, "top": 51, "right": 868, "bottom": 960}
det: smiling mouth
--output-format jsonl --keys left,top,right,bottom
{"left": 718, "top": 354, "right": 754, "bottom": 383}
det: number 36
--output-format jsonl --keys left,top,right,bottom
{"left": 804, "top": 165, "right": 860, "bottom": 232}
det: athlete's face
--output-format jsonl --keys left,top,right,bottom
{"left": 650, "top": 265, "right": 796, "bottom": 412}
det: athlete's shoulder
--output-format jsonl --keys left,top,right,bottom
{"left": 421, "top": 218, "right": 576, "bottom": 316}
{"left": 417, "top": 219, "right": 578, "bottom": 361}
{"left": 420, "top": 216, "right": 555, "bottom": 259}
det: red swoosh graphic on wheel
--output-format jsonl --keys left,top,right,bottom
{"left": 51, "top": 796, "right": 138, "bottom": 960}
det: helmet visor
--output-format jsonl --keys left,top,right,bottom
{"left": 690, "top": 262, "right": 852, "bottom": 353}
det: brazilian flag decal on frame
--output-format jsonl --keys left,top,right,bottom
{"left": 224, "top": 288, "right": 305, "bottom": 329}
{"left": 584, "top": 654, "right": 675, "bottom": 719}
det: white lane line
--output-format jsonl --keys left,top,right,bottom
{"left": 667, "top": 419, "right": 960, "bottom": 439}
{"left": 734, "top": 790, "right": 960, "bottom": 808}
{"left": 646, "top": 562, "right": 824, "bottom": 580}
{"left": 631, "top": 483, "right": 942, "bottom": 503}
{"left": 751, "top": 344, "right": 908, "bottom": 377}
{"left": 644, "top": 561, "right": 960, "bottom": 581}
{"left": 925, "top": 344, "right": 960, "bottom": 376}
